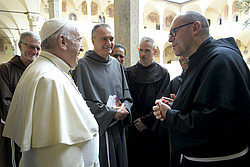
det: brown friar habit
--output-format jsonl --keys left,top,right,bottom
{"left": 0, "top": 55, "right": 25, "bottom": 167}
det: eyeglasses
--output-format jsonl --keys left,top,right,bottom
{"left": 169, "top": 22, "right": 195, "bottom": 38}
{"left": 21, "top": 42, "right": 40, "bottom": 51}
{"left": 112, "top": 54, "right": 125, "bottom": 58}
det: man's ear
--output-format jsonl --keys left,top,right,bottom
{"left": 193, "top": 21, "right": 201, "bottom": 34}
{"left": 58, "top": 34, "right": 67, "bottom": 50}
{"left": 18, "top": 42, "right": 22, "bottom": 51}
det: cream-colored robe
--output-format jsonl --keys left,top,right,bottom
{"left": 3, "top": 51, "right": 99, "bottom": 167}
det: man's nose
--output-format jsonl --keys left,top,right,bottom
{"left": 168, "top": 35, "right": 174, "bottom": 42}
{"left": 32, "top": 48, "right": 40, "bottom": 54}
{"left": 80, "top": 45, "right": 84, "bottom": 52}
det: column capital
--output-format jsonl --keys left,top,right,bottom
{"left": 27, "top": 13, "right": 39, "bottom": 21}
{"left": 27, "top": 13, "right": 40, "bottom": 32}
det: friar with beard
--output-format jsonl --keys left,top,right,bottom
{"left": 72, "top": 24, "right": 133, "bottom": 167}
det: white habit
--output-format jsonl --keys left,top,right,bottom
{"left": 3, "top": 51, "right": 99, "bottom": 167}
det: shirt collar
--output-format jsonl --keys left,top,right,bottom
{"left": 40, "top": 51, "right": 71, "bottom": 73}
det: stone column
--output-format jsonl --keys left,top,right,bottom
{"left": 86, "top": 0, "right": 92, "bottom": 23}
{"left": 13, "top": 39, "right": 19, "bottom": 55}
{"left": 139, "top": 1, "right": 145, "bottom": 30}
{"left": 159, "top": 43, "right": 164, "bottom": 65}
{"left": 227, "top": 0, "right": 234, "bottom": 22}
{"left": 48, "top": 0, "right": 62, "bottom": 18}
{"left": 114, "top": 0, "right": 139, "bottom": 67}
{"left": 27, "top": 14, "right": 39, "bottom": 32}
{"left": 159, "top": 7, "right": 164, "bottom": 64}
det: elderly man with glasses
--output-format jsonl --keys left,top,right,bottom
{"left": 153, "top": 10, "right": 250, "bottom": 167}
{"left": 0, "top": 31, "right": 41, "bottom": 167}
{"left": 3, "top": 18, "right": 99, "bottom": 167}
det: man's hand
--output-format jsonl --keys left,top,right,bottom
{"left": 113, "top": 103, "right": 129, "bottom": 120}
{"left": 161, "top": 96, "right": 174, "bottom": 105}
{"left": 170, "top": 93, "right": 176, "bottom": 100}
{"left": 153, "top": 99, "right": 171, "bottom": 121}
{"left": 134, "top": 118, "right": 148, "bottom": 131}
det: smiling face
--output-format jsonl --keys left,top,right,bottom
{"left": 92, "top": 26, "right": 114, "bottom": 59}
{"left": 19, "top": 36, "right": 41, "bottom": 66}
{"left": 139, "top": 41, "right": 156, "bottom": 67}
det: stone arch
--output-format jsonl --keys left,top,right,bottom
{"left": 143, "top": 4, "right": 160, "bottom": 30}
{"left": 205, "top": 7, "right": 220, "bottom": 26}
{"left": 0, "top": 0, "right": 40, "bottom": 61}
{"left": 182, "top": 3, "right": 202, "bottom": 13}
{"left": 235, "top": 30, "right": 250, "bottom": 67}
{"left": 163, "top": 9, "right": 176, "bottom": 31}
{"left": 163, "top": 42, "right": 176, "bottom": 64}
{"left": 105, "top": 4, "right": 114, "bottom": 18}
{"left": 94, "top": 0, "right": 114, "bottom": 25}
{"left": 206, "top": 0, "right": 228, "bottom": 26}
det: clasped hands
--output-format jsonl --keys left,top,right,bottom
{"left": 153, "top": 96, "right": 173, "bottom": 121}
{"left": 113, "top": 103, "right": 129, "bottom": 121}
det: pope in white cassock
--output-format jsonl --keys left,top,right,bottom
{"left": 3, "top": 18, "right": 100, "bottom": 167}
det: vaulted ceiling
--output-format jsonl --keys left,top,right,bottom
{"left": 0, "top": 0, "right": 40, "bottom": 45}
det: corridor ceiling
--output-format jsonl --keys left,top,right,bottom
{"left": 0, "top": 0, "right": 40, "bottom": 45}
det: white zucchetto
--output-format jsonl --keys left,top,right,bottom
{"left": 40, "top": 18, "right": 68, "bottom": 42}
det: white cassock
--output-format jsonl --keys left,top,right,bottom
{"left": 3, "top": 51, "right": 99, "bottom": 167}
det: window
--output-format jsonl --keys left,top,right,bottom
{"left": 156, "top": 24, "right": 160, "bottom": 30}
{"left": 99, "top": 16, "right": 105, "bottom": 23}
{"left": 207, "top": 19, "right": 211, "bottom": 26}
{"left": 69, "top": 13, "right": 77, "bottom": 20}
{"left": 217, "top": 17, "right": 222, "bottom": 25}
{"left": 233, "top": 14, "right": 239, "bottom": 22}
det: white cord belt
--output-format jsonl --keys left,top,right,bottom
{"left": 1, "top": 118, "right": 5, "bottom": 124}
{"left": 183, "top": 146, "right": 249, "bottom": 162}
